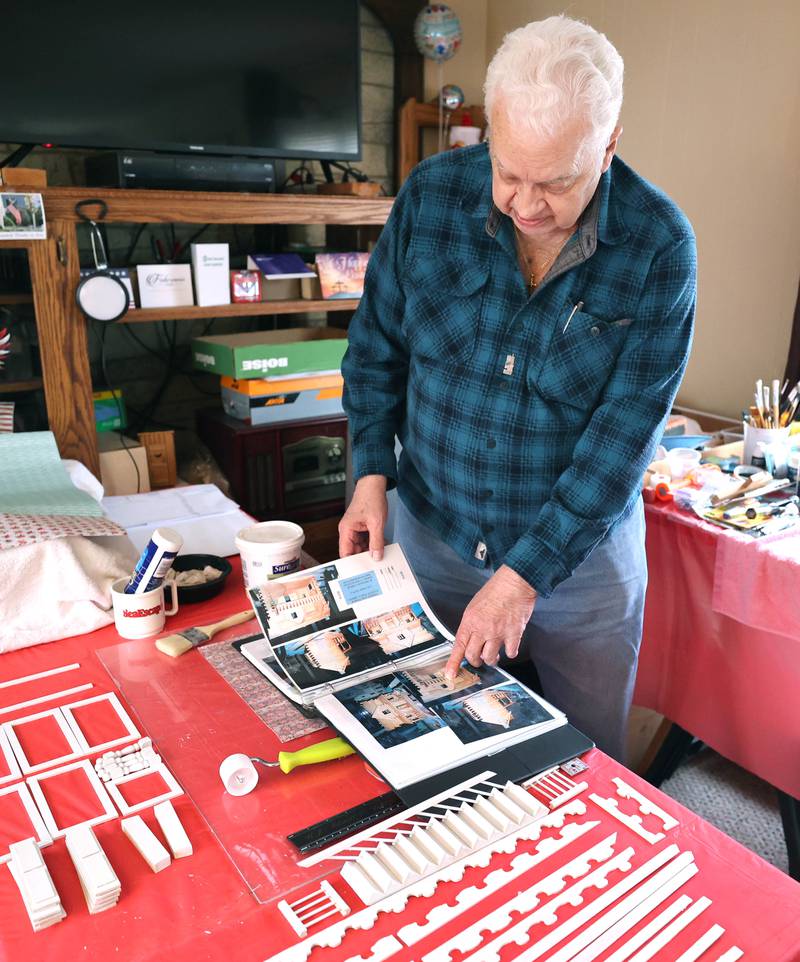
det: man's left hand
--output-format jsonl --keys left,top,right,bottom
{"left": 444, "top": 565, "right": 537, "bottom": 680}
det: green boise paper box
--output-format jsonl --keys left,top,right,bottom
{"left": 191, "top": 329, "right": 347, "bottom": 379}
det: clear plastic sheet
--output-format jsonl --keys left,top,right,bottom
{"left": 98, "top": 628, "right": 389, "bottom": 905}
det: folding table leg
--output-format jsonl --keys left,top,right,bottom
{"left": 777, "top": 789, "right": 800, "bottom": 882}
{"left": 643, "top": 723, "right": 697, "bottom": 788}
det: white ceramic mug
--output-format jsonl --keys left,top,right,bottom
{"left": 110, "top": 576, "right": 179, "bottom": 639}
{"left": 742, "top": 422, "right": 790, "bottom": 466}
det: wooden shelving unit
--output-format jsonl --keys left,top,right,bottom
{"left": 0, "top": 378, "right": 43, "bottom": 394}
{"left": 0, "top": 186, "right": 394, "bottom": 475}
{"left": 0, "top": 293, "right": 34, "bottom": 305}
{"left": 121, "top": 298, "right": 361, "bottom": 324}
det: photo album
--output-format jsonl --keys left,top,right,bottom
{"left": 237, "top": 544, "right": 567, "bottom": 791}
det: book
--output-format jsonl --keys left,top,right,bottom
{"left": 246, "top": 253, "right": 316, "bottom": 280}
{"left": 136, "top": 264, "right": 193, "bottom": 308}
{"left": 191, "top": 243, "right": 231, "bottom": 307}
{"left": 237, "top": 544, "right": 567, "bottom": 792}
{"left": 315, "top": 252, "right": 369, "bottom": 299}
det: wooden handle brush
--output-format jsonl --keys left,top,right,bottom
{"left": 155, "top": 610, "right": 256, "bottom": 657}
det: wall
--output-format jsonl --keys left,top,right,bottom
{"left": 422, "top": 0, "right": 488, "bottom": 106}
{"left": 481, "top": 1, "right": 800, "bottom": 418}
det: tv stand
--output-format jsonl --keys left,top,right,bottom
{"left": 0, "top": 143, "right": 36, "bottom": 168}
{"left": 0, "top": 185, "right": 393, "bottom": 475}
{"left": 85, "top": 151, "right": 278, "bottom": 193}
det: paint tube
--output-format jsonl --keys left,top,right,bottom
{"left": 123, "top": 527, "right": 183, "bottom": 594}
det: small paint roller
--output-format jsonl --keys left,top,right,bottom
{"left": 219, "top": 738, "right": 355, "bottom": 795}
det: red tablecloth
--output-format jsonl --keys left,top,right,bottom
{"left": 1, "top": 557, "right": 799, "bottom": 962}
{"left": 636, "top": 503, "right": 800, "bottom": 799}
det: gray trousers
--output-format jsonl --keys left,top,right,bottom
{"left": 393, "top": 497, "right": 648, "bottom": 763}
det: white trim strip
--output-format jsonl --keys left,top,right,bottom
{"left": 612, "top": 777, "right": 679, "bottom": 831}
{"left": 589, "top": 792, "right": 666, "bottom": 845}
{"left": 0, "top": 726, "right": 21, "bottom": 785}
{"left": 604, "top": 895, "right": 694, "bottom": 962}
{"left": 0, "top": 781, "right": 53, "bottom": 862}
{"left": 626, "top": 897, "right": 712, "bottom": 962}
{"left": 461, "top": 844, "right": 682, "bottom": 962}
{"left": 423, "top": 835, "right": 623, "bottom": 962}
{"left": 26, "top": 758, "right": 118, "bottom": 839}
{"left": 60, "top": 691, "right": 140, "bottom": 754}
{"left": 398, "top": 820, "right": 599, "bottom": 947}
{"left": 0, "top": 683, "right": 94, "bottom": 717}
{"left": 675, "top": 924, "right": 725, "bottom": 962}
{"left": 263, "top": 802, "right": 590, "bottom": 962}
{"left": 547, "top": 860, "right": 698, "bottom": 962}
{"left": 0, "top": 663, "right": 81, "bottom": 690}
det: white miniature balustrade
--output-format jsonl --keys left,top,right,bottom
{"left": 341, "top": 780, "right": 548, "bottom": 905}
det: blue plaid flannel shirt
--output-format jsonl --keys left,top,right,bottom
{"left": 343, "top": 144, "right": 696, "bottom": 597}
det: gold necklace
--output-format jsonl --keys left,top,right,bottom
{"left": 515, "top": 231, "right": 563, "bottom": 291}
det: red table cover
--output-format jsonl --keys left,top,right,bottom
{"left": 0, "top": 557, "right": 798, "bottom": 962}
{"left": 637, "top": 503, "right": 800, "bottom": 798}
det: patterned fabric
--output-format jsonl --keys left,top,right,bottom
{"left": 201, "top": 639, "right": 326, "bottom": 741}
{"left": 0, "top": 512, "right": 126, "bottom": 550}
{"left": 343, "top": 143, "right": 696, "bottom": 597}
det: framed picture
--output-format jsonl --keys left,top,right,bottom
{"left": 0, "top": 193, "right": 46, "bottom": 240}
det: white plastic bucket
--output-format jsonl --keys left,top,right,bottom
{"left": 236, "top": 520, "right": 305, "bottom": 589}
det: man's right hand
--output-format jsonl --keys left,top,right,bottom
{"left": 338, "top": 475, "right": 388, "bottom": 560}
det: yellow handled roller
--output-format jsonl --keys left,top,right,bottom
{"left": 219, "top": 737, "right": 355, "bottom": 794}
{"left": 273, "top": 737, "right": 355, "bottom": 773}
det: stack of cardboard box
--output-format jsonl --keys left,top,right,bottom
{"left": 192, "top": 328, "right": 347, "bottom": 425}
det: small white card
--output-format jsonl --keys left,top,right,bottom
{"left": 191, "top": 243, "right": 230, "bottom": 307}
{"left": 136, "top": 264, "right": 194, "bottom": 308}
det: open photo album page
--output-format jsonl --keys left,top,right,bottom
{"left": 314, "top": 654, "right": 567, "bottom": 790}
{"left": 243, "top": 544, "right": 452, "bottom": 694}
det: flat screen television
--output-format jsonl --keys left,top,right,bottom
{"left": 2, "top": 0, "right": 362, "bottom": 161}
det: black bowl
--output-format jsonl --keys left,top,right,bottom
{"left": 171, "top": 554, "right": 232, "bottom": 604}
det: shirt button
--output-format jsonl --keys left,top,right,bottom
{"left": 590, "top": 325, "right": 600, "bottom": 336}
{"left": 487, "top": 438, "right": 496, "bottom": 449}
{"left": 484, "top": 524, "right": 494, "bottom": 533}
{"left": 481, "top": 489, "right": 494, "bottom": 500}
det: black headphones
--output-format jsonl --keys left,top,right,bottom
{"left": 74, "top": 199, "right": 130, "bottom": 323}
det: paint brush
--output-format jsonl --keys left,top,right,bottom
{"left": 155, "top": 610, "right": 256, "bottom": 657}
{"left": 772, "top": 378, "right": 781, "bottom": 428}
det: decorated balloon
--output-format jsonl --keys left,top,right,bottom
{"left": 440, "top": 83, "right": 464, "bottom": 111}
{"left": 414, "top": 4, "right": 462, "bottom": 63}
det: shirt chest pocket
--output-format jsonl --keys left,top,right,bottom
{"left": 401, "top": 257, "right": 489, "bottom": 365}
{"left": 529, "top": 308, "right": 633, "bottom": 410}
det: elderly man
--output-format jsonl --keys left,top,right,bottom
{"left": 339, "top": 16, "right": 695, "bottom": 762}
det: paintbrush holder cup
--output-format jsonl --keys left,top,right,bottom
{"left": 742, "top": 422, "right": 790, "bottom": 467}
{"left": 110, "top": 576, "right": 179, "bottom": 639}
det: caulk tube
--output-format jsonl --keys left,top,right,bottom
{"left": 123, "top": 527, "right": 183, "bottom": 594}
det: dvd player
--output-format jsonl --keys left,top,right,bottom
{"left": 85, "top": 151, "right": 276, "bottom": 192}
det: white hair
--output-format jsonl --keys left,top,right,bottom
{"left": 484, "top": 15, "right": 624, "bottom": 159}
